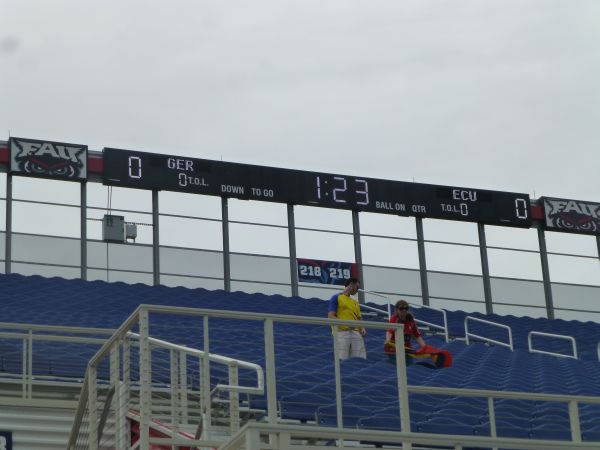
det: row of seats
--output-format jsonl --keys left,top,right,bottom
{"left": 393, "top": 303, "right": 600, "bottom": 361}
{"left": 2, "top": 273, "right": 600, "bottom": 444}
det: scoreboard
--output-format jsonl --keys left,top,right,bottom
{"left": 103, "top": 147, "right": 531, "bottom": 227}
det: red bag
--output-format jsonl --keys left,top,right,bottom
{"left": 417, "top": 344, "right": 453, "bottom": 368}
{"left": 384, "top": 342, "right": 452, "bottom": 368}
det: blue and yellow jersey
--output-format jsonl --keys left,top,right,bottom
{"left": 328, "top": 293, "right": 362, "bottom": 331}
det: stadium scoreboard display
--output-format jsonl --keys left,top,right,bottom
{"left": 103, "top": 147, "right": 532, "bottom": 227}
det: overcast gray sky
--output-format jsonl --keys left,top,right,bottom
{"left": 2, "top": 0, "right": 599, "bottom": 198}
{"left": 1, "top": 1, "right": 599, "bottom": 292}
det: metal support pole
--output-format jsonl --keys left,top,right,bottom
{"left": 478, "top": 223, "right": 493, "bottom": 314}
{"left": 222, "top": 197, "right": 231, "bottom": 292}
{"left": 415, "top": 218, "right": 430, "bottom": 306}
{"left": 81, "top": 182, "right": 87, "bottom": 280}
{"left": 5, "top": 173, "right": 12, "bottom": 274}
{"left": 537, "top": 228, "right": 555, "bottom": 320}
{"left": 264, "top": 318, "right": 277, "bottom": 424}
{"left": 170, "top": 349, "right": 180, "bottom": 433}
{"left": 202, "top": 316, "right": 212, "bottom": 439}
{"left": 569, "top": 399, "right": 582, "bottom": 443}
{"left": 109, "top": 346, "right": 121, "bottom": 447}
{"left": 26, "top": 331, "right": 33, "bottom": 399}
{"left": 245, "top": 428, "right": 261, "bottom": 450}
{"left": 287, "top": 204, "right": 299, "bottom": 297}
{"left": 597, "top": 235, "right": 600, "bottom": 261}
{"left": 394, "top": 325, "right": 410, "bottom": 450}
{"left": 228, "top": 362, "right": 240, "bottom": 432}
{"left": 139, "top": 308, "right": 151, "bottom": 450}
{"left": 264, "top": 318, "right": 279, "bottom": 449}
{"left": 152, "top": 191, "right": 160, "bottom": 286}
{"left": 179, "top": 351, "right": 188, "bottom": 423}
{"left": 120, "top": 336, "right": 131, "bottom": 450}
{"left": 20, "top": 336, "right": 26, "bottom": 398}
{"left": 332, "top": 326, "right": 344, "bottom": 447}
{"left": 88, "top": 366, "right": 99, "bottom": 450}
{"left": 352, "top": 211, "right": 365, "bottom": 304}
{"left": 488, "top": 397, "right": 497, "bottom": 439}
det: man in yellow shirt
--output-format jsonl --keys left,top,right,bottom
{"left": 327, "top": 277, "right": 367, "bottom": 359}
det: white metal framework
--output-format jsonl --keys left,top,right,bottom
{"left": 464, "top": 315, "right": 514, "bottom": 349}
{"left": 66, "top": 305, "right": 600, "bottom": 450}
{"left": 528, "top": 330, "right": 578, "bottom": 359}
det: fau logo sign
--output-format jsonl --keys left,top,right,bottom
{"left": 10, "top": 137, "right": 87, "bottom": 180}
{"left": 543, "top": 197, "right": 600, "bottom": 235}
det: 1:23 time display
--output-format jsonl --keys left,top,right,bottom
{"left": 315, "top": 176, "right": 370, "bottom": 205}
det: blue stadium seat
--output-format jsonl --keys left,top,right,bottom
{"left": 2, "top": 273, "right": 600, "bottom": 445}
{"left": 529, "top": 423, "right": 572, "bottom": 441}
{"left": 416, "top": 416, "right": 475, "bottom": 436}
{"left": 582, "top": 425, "right": 600, "bottom": 442}
{"left": 316, "top": 403, "right": 374, "bottom": 428}
{"left": 279, "top": 386, "right": 334, "bottom": 422}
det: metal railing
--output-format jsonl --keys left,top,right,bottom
{"left": 411, "top": 303, "right": 449, "bottom": 342}
{"left": 67, "top": 305, "right": 408, "bottom": 450}
{"left": 528, "top": 331, "right": 578, "bottom": 359}
{"left": 3, "top": 226, "right": 600, "bottom": 321}
{"left": 359, "top": 289, "right": 391, "bottom": 317}
{"left": 216, "top": 385, "right": 600, "bottom": 450}
{"left": 67, "top": 310, "right": 274, "bottom": 450}
{"left": 127, "top": 332, "right": 264, "bottom": 396}
{"left": 358, "top": 294, "right": 449, "bottom": 342}
{"left": 65, "top": 304, "right": 600, "bottom": 450}
{"left": 0, "top": 322, "right": 114, "bottom": 402}
{"left": 465, "top": 316, "right": 514, "bottom": 350}
{"left": 127, "top": 331, "right": 264, "bottom": 436}
{"left": 216, "top": 419, "right": 600, "bottom": 450}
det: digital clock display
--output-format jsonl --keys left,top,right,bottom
{"left": 103, "top": 147, "right": 532, "bottom": 227}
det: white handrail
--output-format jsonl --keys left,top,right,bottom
{"left": 528, "top": 331, "right": 578, "bottom": 360}
{"left": 216, "top": 420, "right": 597, "bottom": 450}
{"left": 64, "top": 304, "right": 600, "bottom": 450}
{"left": 127, "top": 332, "right": 264, "bottom": 395}
{"left": 465, "top": 316, "right": 513, "bottom": 350}
{"left": 359, "top": 289, "right": 391, "bottom": 317}
{"left": 360, "top": 303, "right": 388, "bottom": 316}
{"left": 0, "top": 321, "right": 114, "bottom": 335}
{"left": 358, "top": 290, "right": 450, "bottom": 342}
{"left": 358, "top": 297, "right": 450, "bottom": 342}
{"left": 411, "top": 304, "right": 449, "bottom": 343}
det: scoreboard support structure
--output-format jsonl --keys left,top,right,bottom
{"left": 5, "top": 174, "right": 12, "bottom": 275}
{"left": 152, "top": 191, "right": 160, "bottom": 287}
{"left": 287, "top": 205, "right": 299, "bottom": 298}
{"left": 478, "top": 224, "right": 493, "bottom": 315}
{"left": 352, "top": 211, "right": 365, "bottom": 304}
{"left": 2, "top": 138, "right": 600, "bottom": 320}
{"left": 99, "top": 146, "right": 537, "bottom": 309}
{"left": 81, "top": 182, "right": 88, "bottom": 281}
{"left": 415, "top": 218, "right": 430, "bottom": 307}
{"left": 537, "top": 228, "right": 556, "bottom": 321}
{"left": 222, "top": 197, "right": 231, "bottom": 293}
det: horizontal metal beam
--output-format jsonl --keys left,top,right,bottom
{"left": 217, "top": 421, "right": 600, "bottom": 450}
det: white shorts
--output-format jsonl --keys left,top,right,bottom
{"left": 336, "top": 330, "right": 366, "bottom": 360}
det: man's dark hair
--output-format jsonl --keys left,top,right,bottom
{"left": 345, "top": 277, "right": 359, "bottom": 287}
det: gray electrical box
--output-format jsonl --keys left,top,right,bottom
{"left": 125, "top": 222, "right": 138, "bottom": 241}
{"left": 103, "top": 214, "right": 125, "bottom": 242}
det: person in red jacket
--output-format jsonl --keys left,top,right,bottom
{"left": 384, "top": 299, "right": 453, "bottom": 368}
{"left": 384, "top": 299, "right": 426, "bottom": 355}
